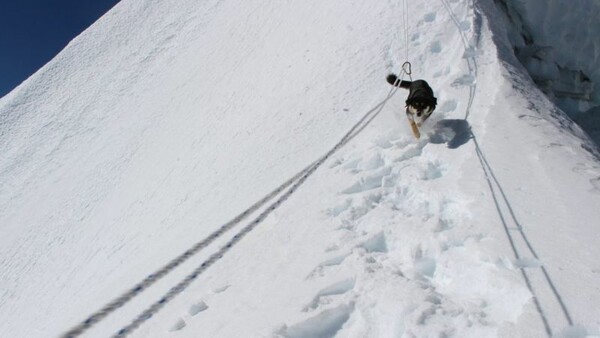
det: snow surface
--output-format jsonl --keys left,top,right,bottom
{"left": 1, "top": 0, "right": 599, "bottom": 337}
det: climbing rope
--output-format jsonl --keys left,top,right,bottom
{"left": 402, "top": 61, "right": 412, "bottom": 81}
{"left": 60, "top": 159, "right": 319, "bottom": 338}
{"left": 110, "top": 71, "right": 410, "bottom": 337}
{"left": 62, "top": 61, "right": 412, "bottom": 338}
{"left": 436, "top": 0, "right": 573, "bottom": 332}
{"left": 402, "top": 0, "right": 410, "bottom": 63}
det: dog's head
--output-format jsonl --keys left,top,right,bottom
{"left": 407, "top": 100, "right": 434, "bottom": 118}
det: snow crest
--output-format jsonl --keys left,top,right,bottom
{"left": 1, "top": 0, "right": 599, "bottom": 337}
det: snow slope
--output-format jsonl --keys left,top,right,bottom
{"left": 1, "top": 0, "right": 599, "bottom": 337}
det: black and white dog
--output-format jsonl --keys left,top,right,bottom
{"left": 387, "top": 74, "right": 437, "bottom": 126}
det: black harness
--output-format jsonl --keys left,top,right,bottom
{"left": 386, "top": 74, "right": 437, "bottom": 108}
{"left": 404, "top": 80, "right": 437, "bottom": 107}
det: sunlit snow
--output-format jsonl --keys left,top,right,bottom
{"left": 1, "top": 0, "right": 599, "bottom": 337}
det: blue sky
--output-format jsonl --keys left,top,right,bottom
{"left": 0, "top": 0, "right": 120, "bottom": 97}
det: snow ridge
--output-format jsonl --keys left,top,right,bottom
{"left": 2, "top": 0, "right": 600, "bottom": 337}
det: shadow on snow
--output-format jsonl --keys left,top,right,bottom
{"left": 429, "top": 119, "right": 472, "bottom": 149}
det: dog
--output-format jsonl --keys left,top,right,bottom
{"left": 386, "top": 74, "right": 437, "bottom": 127}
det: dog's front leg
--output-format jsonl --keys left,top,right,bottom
{"left": 406, "top": 109, "right": 421, "bottom": 139}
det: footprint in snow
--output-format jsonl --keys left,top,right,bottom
{"left": 425, "top": 293, "right": 442, "bottom": 305}
{"left": 421, "top": 161, "right": 447, "bottom": 181}
{"left": 411, "top": 32, "right": 421, "bottom": 43}
{"left": 302, "top": 278, "right": 356, "bottom": 312}
{"left": 393, "top": 140, "right": 428, "bottom": 163}
{"left": 336, "top": 192, "right": 383, "bottom": 224}
{"left": 325, "top": 244, "right": 340, "bottom": 252}
{"left": 435, "top": 99, "right": 458, "bottom": 114}
{"left": 430, "top": 41, "right": 442, "bottom": 54}
{"left": 340, "top": 158, "right": 362, "bottom": 173}
{"left": 169, "top": 300, "right": 210, "bottom": 332}
{"left": 414, "top": 257, "right": 437, "bottom": 279}
{"left": 390, "top": 185, "right": 431, "bottom": 218}
{"left": 360, "top": 153, "right": 385, "bottom": 171}
{"left": 340, "top": 167, "right": 392, "bottom": 194}
{"left": 435, "top": 217, "right": 455, "bottom": 233}
{"left": 306, "top": 253, "right": 351, "bottom": 279}
{"left": 337, "top": 152, "right": 386, "bottom": 174}
{"left": 358, "top": 232, "right": 388, "bottom": 254}
{"left": 169, "top": 318, "right": 186, "bottom": 332}
{"left": 328, "top": 158, "right": 344, "bottom": 169}
{"left": 432, "top": 198, "right": 470, "bottom": 234}
{"left": 371, "top": 129, "right": 414, "bottom": 150}
{"left": 411, "top": 246, "right": 437, "bottom": 279}
{"left": 275, "top": 303, "right": 354, "bottom": 338}
{"left": 213, "top": 284, "right": 230, "bottom": 293}
{"left": 433, "top": 67, "right": 451, "bottom": 78}
{"left": 325, "top": 199, "right": 352, "bottom": 218}
{"left": 459, "top": 20, "right": 471, "bottom": 31}
{"left": 188, "top": 301, "right": 209, "bottom": 316}
{"left": 319, "top": 254, "right": 349, "bottom": 267}
{"left": 423, "top": 12, "right": 436, "bottom": 22}
{"left": 452, "top": 74, "right": 476, "bottom": 87}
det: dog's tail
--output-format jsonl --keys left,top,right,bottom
{"left": 386, "top": 74, "right": 410, "bottom": 89}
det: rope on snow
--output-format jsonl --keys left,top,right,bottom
{"left": 61, "top": 66, "right": 411, "bottom": 338}
{"left": 111, "top": 73, "right": 410, "bottom": 337}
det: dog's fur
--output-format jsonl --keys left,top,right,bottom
{"left": 387, "top": 74, "right": 437, "bottom": 125}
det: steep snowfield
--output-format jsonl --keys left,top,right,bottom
{"left": 1, "top": 0, "right": 599, "bottom": 337}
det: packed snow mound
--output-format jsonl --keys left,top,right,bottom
{"left": 1, "top": 0, "right": 600, "bottom": 337}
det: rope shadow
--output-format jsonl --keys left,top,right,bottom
{"left": 473, "top": 133, "right": 575, "bottom": 336}
{"left": 442, "top": 0, "right": 573, "bottom": 335}
{"left": 473, "top": 135, "right": 552, "bottom": 336}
